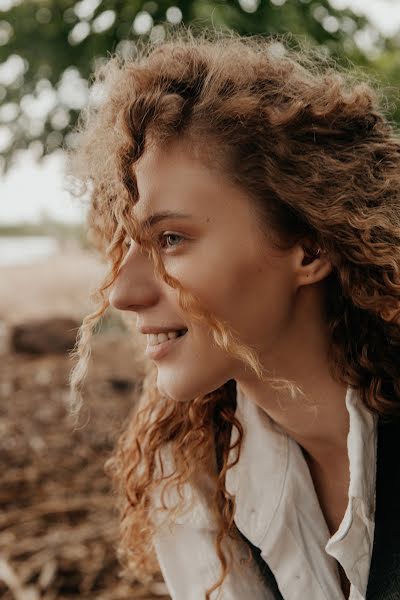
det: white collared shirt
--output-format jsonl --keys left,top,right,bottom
{"left": 153, "top": 384, "right": 377, "bottom": 599}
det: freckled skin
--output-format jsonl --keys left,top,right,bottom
{"left": 109, "top": 140, "right": 337, "bottom": 418}
{"left": 109, "top": 141, "right": 303, "bottom": 402}
{"left": 109, "top": 141, "right": 351, "bottom": 592}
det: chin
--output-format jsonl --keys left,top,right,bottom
{"left": 156, "top": 372, "right": 202, "bottom": 403}
{"left": 156, "top": 368, "right": 228, "bottom": 404}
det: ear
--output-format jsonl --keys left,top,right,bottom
{"left": 294, "top": 241, "right": 333, "bottom": 287}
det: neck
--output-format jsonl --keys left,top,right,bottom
{"left": 235, "top": 288, "right": 349, "bottom": 465}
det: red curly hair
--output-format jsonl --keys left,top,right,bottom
{"left": 69, "top": 27, "right": 400, "bottom": 598}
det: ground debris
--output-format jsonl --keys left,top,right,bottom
{"left": 0, "top": 332, "right": 170, "bottom": 600}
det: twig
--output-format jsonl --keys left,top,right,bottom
{"left": 0, "top": 555, "right": 40, "bottom": 600}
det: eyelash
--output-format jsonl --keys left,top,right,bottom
{"left": 124, "top": 232, "right": 184, "bottom": 251}
{"left": 158, "top": 232, "right": 185, "bottom": 250}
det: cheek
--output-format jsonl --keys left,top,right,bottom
{"left": 162, "top": 242, "right": 292, "bottom": 335}
{"left": 213, "top": 256, "right": 293, "bottom": 344}
{"left": 168, "top": 255, "right": 265, "bottom": 330}
{"left": 165, "top": 256, "right": 246, "bottom": 318}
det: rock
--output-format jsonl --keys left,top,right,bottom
{"left": 0, "top": 319, "right": 9, "bottom": 354}
{"left": 11, "top": 318, "right": 80, "bottom": 355}
{"left": 107, "top": 377, "right": 135, "bottom": 393}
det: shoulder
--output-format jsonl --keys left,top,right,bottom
{"left": 150, "top": 441, "right": 220, "bottom": 531}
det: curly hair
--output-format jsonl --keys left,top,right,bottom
{"left": 68, "top": 26, "right": 400, "bottom": 599}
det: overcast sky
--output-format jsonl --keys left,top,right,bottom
{"left": 1, "top": 0, "right": 400, "bottom": 226}
{"left": 330, "top": 0, "right": 400, "bottom": 37}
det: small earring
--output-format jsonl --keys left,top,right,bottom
{"left": 302, "top": 245, "right": 324, "bottom": 259}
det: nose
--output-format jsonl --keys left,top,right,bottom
{"left": 109, "top": 243, "right": 159, "bottom": 312}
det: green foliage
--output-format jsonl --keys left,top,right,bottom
{"left": 0, "top": 0, "right": 399, "bottom": 171}
{"left": 0, "top": 219, "right": 86, "bottom": 244}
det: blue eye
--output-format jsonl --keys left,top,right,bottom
{"left": 160, "top": 232, "right": 184, "bottom": 249}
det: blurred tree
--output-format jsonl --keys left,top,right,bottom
{"left": 369, "top": 35, "right": 400, "bottom": 126}
{"left": 0, "top": 0, "right": 398, "bottom": 170}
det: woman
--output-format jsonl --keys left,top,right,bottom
{"left": 69, "top": 28, "right": 400, "bottom": 600}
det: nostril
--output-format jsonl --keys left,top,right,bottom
{"left": 108, "top": 287, "right": 124, "bottom": 310}
{"left": 108, "top": 279, "right": 132, "bottom": 311}
{"left": 108, "top": 265, "right": 160, "bottom": 312}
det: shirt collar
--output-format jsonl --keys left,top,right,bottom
{"left": 325, "top": 385, "right": 377, "bottom": 595}
{"left": 225, "top": 383, "right": 289, "bottom": 545}
{"left": 226, "top": 383, "right": 376, "bottom": 522}
{"left": 344, "top": 384, "right": 377, "bottom": 515}
{"left": 155, "top": 380, "right": 377, "bottom": 573}
{"left": 226, "top": 382, "right": 377, "bottom": 597}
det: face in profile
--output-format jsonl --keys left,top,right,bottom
{"left": 109, "top": 140, "right": 304, "bottom": 403}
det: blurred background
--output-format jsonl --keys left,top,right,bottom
{"left": 1, "top": 1, "right": 399, "bottom": 599}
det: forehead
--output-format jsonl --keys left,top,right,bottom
{"left": 132, "top": 140, "right": 256, "bottom": 225}
{"left": 134, "top": 142, "right": 209, "bottom": 207}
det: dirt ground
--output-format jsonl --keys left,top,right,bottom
{"left": 0, "top": 249, "right": 171, "bottom": 600}
{"left": 0, "top": 245, "right": 106, "bottom": 326}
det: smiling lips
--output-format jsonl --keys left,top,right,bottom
{"left": 147, "top": 329, "right": 187, "bottom": 346}
{"left": 145, "top": 329, "right": 188, "bottom": 360}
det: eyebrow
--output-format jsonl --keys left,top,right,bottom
{"left": 139, "top": 210, "right": 193, "bottom": 229}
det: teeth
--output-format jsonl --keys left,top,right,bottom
{"left": 157, "top": 333, "right": 168, "bottom": 343}
{"left": 147, "top": 331, "right": 182, "bottom": 346}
